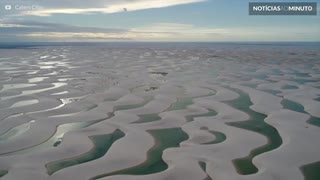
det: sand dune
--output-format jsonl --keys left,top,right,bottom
{"left": 0, "top": 44, "right": 319, "bottom": 180}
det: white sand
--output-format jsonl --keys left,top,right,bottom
{"left": 0, "top": 44, "right": 319, "bottom": 180}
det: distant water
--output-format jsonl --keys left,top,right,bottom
{"left": 1, "top": 42, "right": 320, "bottom": 49}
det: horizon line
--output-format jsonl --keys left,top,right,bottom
{"left": 1, "top": 41, "right": 320, "bottom": 44}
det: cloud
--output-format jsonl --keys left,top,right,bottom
{"left": 132, "top": 23, "right": 235, "bottom": 41}
{"left": 24, "top": 32, "right": 133, "bottom": 41}
{"left": 1, "top": 20, "right": 319, "bottom": 42}
{"left": 0, "top": 20, "right": 182, "bottom": 42}
{"left": 0, "top": 20, "right": 130, "bottom": 41}
{"left": 12, "top": 0, "right": 207, "bottom": 16}
{"left": 0, "top": 20, "right": 230, "bottom": 42}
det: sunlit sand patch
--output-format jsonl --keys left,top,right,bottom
{"left": 39, "top": 66, "right": 56, "bottom": 69}
{"left": 0, "top": 97, "right": 63, "bottom": 125}
{"left": 60, "top": 96, "right": 86, "bottom": 105}
{"left": 57, "top": 78, "right": 77, "bottom": 82}
{"left": 1, "top": 83, "right": 67, "bottom": 100}
{"left": 5, "top": 100, "right": 65, "bottom": 119}
{"left": 45, "top": 71, "right": 59, "bottom": 75}
{"left": 26, "top": 70, "right": 39, "bottom": 75}
{"left": 0, "top": 84, "right": 36, "bottom": 94}
{"left": 10, "top": 100, "right": 39, "bottom": 108}
{"left": 40, "top": 55, "right": 50, "bottom": 59}
{"left": 28, "top": 77, "right": 48, "bottom": 83}
{"left": 51, "top": 91, "right": 69, "bottom": 95}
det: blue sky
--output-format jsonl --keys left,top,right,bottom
{"left": 0, "top": 0, "right": 319, "bottom": 42}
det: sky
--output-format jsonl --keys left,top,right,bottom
{"left": 0, "top": 0, "right": 319, "bottom": 42}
